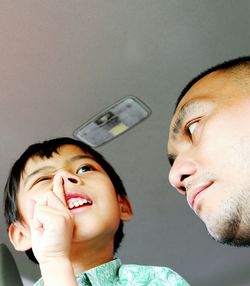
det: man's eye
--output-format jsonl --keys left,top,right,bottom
{"left": 77, "top": 165, "right": 94, "bottom": 174}
{"left": 186, "top": 121, "right": 199, "bottom": 136}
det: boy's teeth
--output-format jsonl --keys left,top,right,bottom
{"left": 67, "top": 198, "right": 90, "bottom": 209}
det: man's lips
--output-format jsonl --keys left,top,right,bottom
{"left": 186, "top": 182, "right": 213, "bottom": 209}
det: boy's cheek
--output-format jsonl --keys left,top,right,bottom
{"left": 26, "top": 199, "right": 36, "bottom": 222}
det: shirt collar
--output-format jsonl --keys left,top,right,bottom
{"left": 76, "top": 258, "right": 122, "bottom": 285}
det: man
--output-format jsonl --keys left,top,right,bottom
{"left": 168, "top": 56, "right": 250, "bottom": 247}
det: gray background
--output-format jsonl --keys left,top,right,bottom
{"left": 1, "top": 1, "right": 250, "bottom": 285}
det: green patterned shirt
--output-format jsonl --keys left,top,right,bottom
{"left": 34, "top": 258, "right": 189, "bottom": 286}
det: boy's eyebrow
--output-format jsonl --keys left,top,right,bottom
{"left": 69, "top": 154, "right": 95, "bottom": 162}
{"left": 23, "top": 154, "right": 95, "bottom": 186}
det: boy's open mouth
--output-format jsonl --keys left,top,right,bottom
{"left": 66, "top": 195, "right": 93, "bottom": 210}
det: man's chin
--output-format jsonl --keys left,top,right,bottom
{"left": 209, "top": 232, "right": 250, "bottom": 247}
{"left": 207, "top": 224, "right": 250, "bottom": 247}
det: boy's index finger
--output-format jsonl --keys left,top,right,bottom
{"left": 53, "top": 174, "right": 67, "bottom": 206}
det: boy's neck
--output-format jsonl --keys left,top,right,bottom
{"left": 70, "top": 240, "right": 115, "bottom": 275}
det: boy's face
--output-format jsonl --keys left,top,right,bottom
{"left": 16, "top": 144, "right": 132, "bottom": 247}
{"left": 168, "top": 70, "right": 250, "bottom": 245}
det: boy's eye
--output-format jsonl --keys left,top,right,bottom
{"left": 33, "top": 176, "right": 51, "bottom": 186}
{"left": 77, "top": 165, "right": 94, "bottom": 174}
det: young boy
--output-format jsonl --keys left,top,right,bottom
{"left": 4, "top": 137, "right": 189, "bottom": 286}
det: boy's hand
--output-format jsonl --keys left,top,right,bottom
{"left": 27, "top": 174, "right": 74, "bottom": 265}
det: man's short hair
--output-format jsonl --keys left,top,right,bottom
{"left": 176, "top": 55, "right": 250, "bottom": 109}
{"left": 4, "top": 137, "right": 128, "bottom": 264}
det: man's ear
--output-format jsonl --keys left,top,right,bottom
{"left": 118, "top": 195, "right": 133, "bottom": 221}
{"left": 8, "top": 221, "right": 32, "bottom": 251}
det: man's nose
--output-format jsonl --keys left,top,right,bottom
{"left": 57, "top": 170, "right": 81, "bottom": 185}
{"left": 169, "top": 157, "right": 197, "bottom": 194}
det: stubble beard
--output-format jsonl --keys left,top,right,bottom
{"left": 203, "top": 190, "right": 250, "bottom": 247}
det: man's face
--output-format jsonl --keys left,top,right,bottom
{"left": 168, "top": 70, "right": 250, "bottom": 245}
{"left": 17, "top": 144, "right": 132, "bottom": 247}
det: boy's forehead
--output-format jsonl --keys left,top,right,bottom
{"left": 22, "top": 144, "right": 95, "bottom": 174}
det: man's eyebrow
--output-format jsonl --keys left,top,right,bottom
{"left": 170, "top": 100, "right": 204, "bottom": 139}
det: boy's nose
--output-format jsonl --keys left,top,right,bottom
{"left": 57, "top": 170, "right": 81, "bottom": 185}
{"left": 169, "top": 157, "right": 197, "bottom": 194}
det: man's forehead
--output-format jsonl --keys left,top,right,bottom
{"left": 176, "top": 71, "right": 223, "bottom": 107}
{"left": 175, "top": 69, "right": 250, "bottom": 116}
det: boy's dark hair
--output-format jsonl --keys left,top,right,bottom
{"left": 4, "top": 137, "right": 128, "bottom": 264}
{"left": 176, "top": 55, "right": 250, "bottom": 109}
